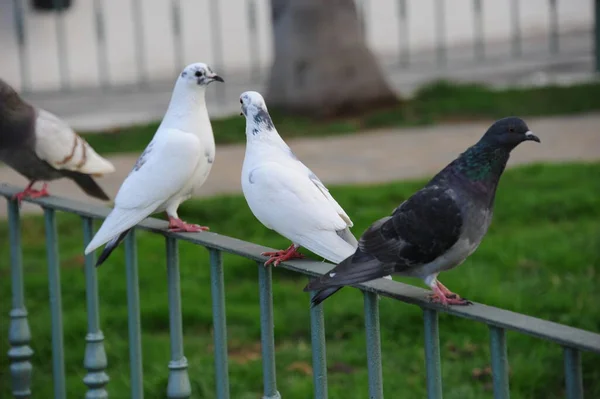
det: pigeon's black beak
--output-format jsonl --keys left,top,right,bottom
{"left": 211, "top": 75, "right": 224, "bottom": 83}
{"left": 524, "top": 131, "right": 541, "bottom": 143}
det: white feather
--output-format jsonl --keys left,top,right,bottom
{"left": 85, "top": 62, "right": 219, "bottom": 255}
{"left": 240, "top": 91, "right": 357, "bottom": 264}
{"left": 34, "top": 109, "right": 115, "bottom": 175}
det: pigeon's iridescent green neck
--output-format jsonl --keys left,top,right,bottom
{"left": 455, "top": 141, "right": 510, "bottom": 182}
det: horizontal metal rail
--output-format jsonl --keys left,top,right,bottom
{"left": 2, "top": 183, "right": 600, "bottom": 399}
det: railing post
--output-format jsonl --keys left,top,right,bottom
{"left": 511, "top": 0, "right": 522, "bottom": 57}
{"left": 363, "top": 292, "right": 384, "bottom": 399}
{"left": 125, "top": 230, "right": 144, "bottom": 399}
{"left": 208, "top": 0, "right": 225, "bottom": 104}
{"left": 92, "top": 0, "right": 110, "bottom": 88}
{"left": 12, "top": 0, "right": 30, "bottom": 91}
{"left": 52, "top": 0, "right": 70, "bottom": 91}
{"left": 82, "top": 217, "right": 110, "bottom": 398}
{"left": 165, "top": 237, "right": 192, "bottom": 399}
{"left": 170, "top": 0, "right": 184, "bottom": 74}
{"left": 489, "top": 326, "right": 510, "bottom": 399}
{"left": 435, "top": 0, "right": 446, "bottom": 68}
{"left": 44, "top": 208, "right": 67, "bottom": 399}
{"left": 7, "top": 199, "right": 34, "bottom": 398}
{"left": 246, "top": 0, "right": 261, "bottom": 80}
{"left": 473, "top": 0, "right": 484, "bottom": 61}
{"left": 423, "top": 308, "right": 442, "bottom": 399}
{"left": 548, "top": 0, "right": 559, "bottom": 54}
{"left": 595, "top": 0, "right": 600, "bottom": 72}
{"left": 257, "top": 263, "right": 281, "bottom": 399}
{"left": 397, "top": 0, "right": 410, "bottom": 67}
{"left": 210, "top": 249, "right": 230, "bottom": 399}
{"left": 310, "top": 291, "right": 328, "bottom": 399}
{"left": 563, "top": 347, "right": 583, "bottom": 399}
{"left": 131, "top": 0, "right": 147, "bottom": 86}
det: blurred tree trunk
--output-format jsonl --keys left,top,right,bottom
{"left": 267, "top": 0, "right": 398, "bottom": 117}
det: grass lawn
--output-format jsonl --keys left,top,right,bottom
{"left": 1, "top": 162, "right": 599, "bottom": 399}
{"left": 81, "top": 81, "right": 600, "bottom": 156}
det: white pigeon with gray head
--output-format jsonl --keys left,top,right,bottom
{"left": 0, "top": 78, "right": 115, "bottom": 203}
{"left": 84, "top": 62, "right": 224, "bottom": 267}
{"left": 304, "top": 117, "right": 541, "bottom": 307}
{"left": 240, "top": 91, "right": 369, "bottom": 270}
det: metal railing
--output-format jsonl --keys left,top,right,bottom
{"left": 3, "top": 182, "right": 600, "bottom": 399}
{"left": 4, "top": 0, "right": 597, "bottom": 94}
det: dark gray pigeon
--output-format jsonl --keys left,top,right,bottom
{"left": 304, "top": 117, "right": 540, "bottom": 307}
{"left": 0, "top": 79, "right": 114, "bottom": 203}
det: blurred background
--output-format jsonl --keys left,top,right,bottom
{"left": 1, "top": 1, "right": 599, "bottom": 398}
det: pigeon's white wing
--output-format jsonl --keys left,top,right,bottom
{"left": 34, "top": 109, "right": 115, "bottom": 175}
{"left": 84, "top": 129, "right": 202, "bottom": 254}
{"left": 247, "top": 162, "right": 355, "bottom": 263}
{"left": 306, "top": 170, "right": 353, "bottom": 227}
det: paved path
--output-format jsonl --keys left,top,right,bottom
{"left": 1, "top": 114, "right": 599, "bottom": 218}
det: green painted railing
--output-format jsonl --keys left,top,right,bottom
{"left": 3, "top": 183, "right": 600, "bottom": 399}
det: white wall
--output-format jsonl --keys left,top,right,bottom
{"left": 0, "top": 0, "right": 592, "bottom": 92}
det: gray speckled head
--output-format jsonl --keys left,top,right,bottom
{"left": 178, "top": 62, "right": 224, "bottom": 87}
{"left": 240, "top": 91, "right": 274, "bottom": 134}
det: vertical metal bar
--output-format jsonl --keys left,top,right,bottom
{"left": 397, "top": 0, "right": 410, "bottom": 67}
{"left": 357, "top": 0, "right": 368, "bottom": 38}
{"left": 82, "top": 217, "right": 110, "bottom": 398}
{"left": 435, "top": 0, "right": 446, "bottom": 67}
{"left": 44, "top": 208, "right": 66, "bottom": 399}
{"left": 131, "top": 0, "right": 147, "bottom": 86}
{"left": 7, "top": 200, "right": 34, "bottom": 398}
{"left": 171, "top": 0, "right": 184, "bottom": 75}
{"left": 596, "top": 0, "right": 600, "bottom": 72}
{"left": 53, "top": 0, "right": 70, "bottom": 90}
{"left": 12, "top": 0, "right": 30, "bottom": 91}
{"left": 489, "top": 326, "right": 510, "bottom": 399}
{"left": 423, "top": 308, "right": 443, "bottom": 399}
{"left": 210, "top": 249, "right": 230, "bottom": 399}
{"left": 511, "top": 0, "right": 522, "bottom": 57}
{"left": 310, "top": 291, "right": 328, "bottom": 399}
{"left": 548, "top": 0, "right": 559, "bottom": 54}
{"left": 363, "top": 292, "right": 384, "bottom": 399}
{"left": 165, "top": 237, "right": 191, "bottom": 399}
{"left": 247, "top": 0, "right": 261, "bottom": 80}
{"left": 93, "top": 0, "right": 110, "bottom": 88}
{"left": 208, "top": 0, "right": 225, "bottom": 103}
{"left": 125, "top": 230, "right": 144, "bottom": 399}
{"left": 257, "top": 263, "right": 281, "bottom": 399}
{"left": 563, "top": 347, "right": 583, "bottom": 399}
{"left": 473, "top": 0, "right": 485, "bottom": 61}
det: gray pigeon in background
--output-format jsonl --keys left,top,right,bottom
{"left": 304, "top": 117, "right": 540, "bottom": 307}
{"left": 0, "top": 79, "right": 115, "bottom": 203}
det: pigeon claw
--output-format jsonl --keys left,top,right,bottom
{"left": 430, "top": 284, "right": 472, "bottom": 306}
{"left": 11, "top": 183, "right": 50, "bottom": 205}
{"left": 167, "top": 217, "right": 209, "bottom": 233}
{"left": 261, "top": 245, "right": 304, "bottom": 267}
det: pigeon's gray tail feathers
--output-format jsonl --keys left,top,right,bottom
{"left": 95, "top": 229, "right": 131, "bottom": 268}
{"left": 304, "top": 248, "right": 390, "bottom": 306}
{"left": 310, "top": 287, "right": 343, "bottom": 308}
{"left": 336, "top": 226, "right": 358, "bottom": 248}
{"left": 62, "top": 170, "right": 110, "bottom": 201}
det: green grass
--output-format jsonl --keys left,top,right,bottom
{"left": 81, "top": 80, "right": 600, "bottom": 156}
{"left": 1, "top": 162, "right": 600, "bottom": 399}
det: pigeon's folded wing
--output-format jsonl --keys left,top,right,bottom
{"left": 307, "top": 170, "right": 353, "bottom": 227}
{"left": 34, "top": 109, "right": 115, "bottom": 175}
{"left": 84, "top": 130, "right": 202, "bottom": 254}
{"left": 360, "top": 185, "right": 464, "bottom": 269}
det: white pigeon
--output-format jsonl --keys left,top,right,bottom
{"left": 240, "top": 91, "right": 359, "bottom": 267}
{"left": 84, "top": 62, "right": 224, "bottom": 267}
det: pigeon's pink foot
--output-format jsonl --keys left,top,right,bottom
{"left": 436, "top": 281, "right": 462, "bottom": 299}
{"left": 261, "top": 244, "right": 304, "bottom": 267}
{"left": 167, "top": 217, "right": 209, "bottom": 233}
{"left": 429, "top": 284, "right": 472, "bottom": 306}
{"left": 12, "top": 183, "right": 49, "bottom": 205}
